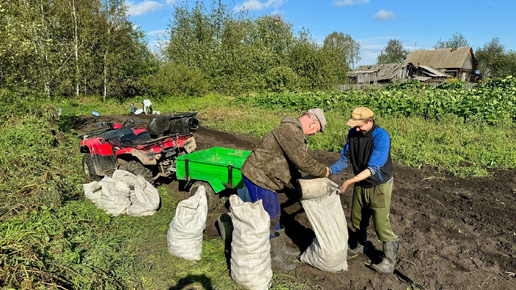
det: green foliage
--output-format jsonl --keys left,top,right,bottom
{"left": 475, "top": 37, "right": 506, "bottom": 78}
{"left": 164, "top": 1, "right": 353, "bottom": 93}
{"left": 386, "top": 79, "right": 425, "bottom": 90}
{"left": 264, "top": 66, "right": 300, "bottom": 92}
{"left": 436, "top": 79, "right": 467, "bottom": 90}
{"left": 434, "top": 32, "right": 469, "bottom": 49}
{"left": 322, "top": 31, "right": 358, "bottom": 78}
{"left": 145, "top": 62, "right": 210, "bottom": 97}
{"left": 238, "top": 76, "right": 516, "bottom": 125}
{"left": 0, "top": 98, "right": 82, "bottom": 212}
{"left": 0, "top": 0, "right": 154, "bottom": 98}
{"left": 385, "top": 114, "right": 516, "bottom": 177}
{"left": 377, "top": 39, "right": 408, "bottom": 64}
{"left": 0, "top": 96, "right": 141, "bottom": 288}
{"left": 0, "top": 202, "right": 143, "bottom": 289}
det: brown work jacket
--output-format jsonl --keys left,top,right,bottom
{"left": 241, "top": 116, "right": 327, "bottom": 192}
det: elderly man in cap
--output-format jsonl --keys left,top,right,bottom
{"left": 329, "top": 107, "right": 399, "bottom": 274}
{"left": 240, "top": 108, "right": 330, "bottom": 270}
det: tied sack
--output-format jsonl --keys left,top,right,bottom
{"left": 229, "top": 195, "right": 272, "bottom": 290}
{"left": 167, "top": 185, "right": 208, "bottom": 260}
{"left": 83, "top": 170, "right": 159, "bottom": 217}
{"left": 300, "top": 190, "right": 349, "bottom": 272}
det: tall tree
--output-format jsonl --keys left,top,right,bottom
{"left": 377, "top": 39, "right": 408, "bottom": 64}
{"left": 0, "top": 0, "right": 152, "bottom": 98}
{"left": 475, "top": 37, "right": 506, "bottom": 78}
{"left": 322, "top": 31, "right": 360, "bottom": 71}
{"left": 434, "top": 32, "right": 469, "bottom": 49}
{"left": 164, "top": 0, "right": 344, "bottom": 92}
{"left": 289, "top": 29, "right": 336, "bottom": 90}
{"left": 498, "top": 51, "right": 516, "bottom": 77}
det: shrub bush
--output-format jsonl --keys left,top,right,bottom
{"left": 145, "top": 63, "right": 210, "bottom": 97}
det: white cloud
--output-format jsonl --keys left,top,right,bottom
{"left": 373, "top": 9, "right": 395, "bottom": 21}
{"left": 148, "top": 29, "right": 168, "bottom": 37}
{"left": 126, "top": 1, "right": 163, "bottom": 16}
{"left": 234, "top": 0, "right": 284, "bottom": 12}
{"left": 333, "top": 0, "right": 370, "bottom": 6}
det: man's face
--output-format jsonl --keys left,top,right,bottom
{"left": 355, "top": 119, "right": 373, "bottom": 134}
{"left": 304, "top": 119, "right": 321, "bottom": 135}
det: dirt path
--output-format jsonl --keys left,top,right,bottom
{"left": 75, "top": 114, "right": 516, "bottom": 289}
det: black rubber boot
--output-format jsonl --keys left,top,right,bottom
{"left": 371, "top": 237, "right": 400, "bottom": 273}
{"left": 217, "top": 213, "right": 233, "bottom": 243}
{"left": 348, "top": 228, "right": 368, "bottom": 255}
{"left": 270, "top": 233, "right": 296, "bottom": 270}
{"left": 276, "top": 226, "right": 301, "bottom": 257}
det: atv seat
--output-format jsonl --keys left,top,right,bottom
{"left": 105, "top": 128, "right": 150, "bottom": 148}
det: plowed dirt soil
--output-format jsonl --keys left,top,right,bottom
{"left": 74, "top": 113, "right": 516, "bottom": 289}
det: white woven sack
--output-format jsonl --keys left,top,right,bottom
{"left": 83, "top": 175, "right": 131, "bottom": 216}
{"left": 229, "top": 195, "right": 272, "bottom": 290}
{"left": 300, "top": 191, "right": 349, "bottom": 272}
{"left": 167, "top": 185, "right": 208, "bottom": 260}
{"left": 118, "top": 171, "right": 160, "bottom": 217}
{"left": 83, "top": 170, "right": 160, "bottom": 217}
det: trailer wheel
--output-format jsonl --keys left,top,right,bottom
{"left": 82, "top": 154, "right": 102, "bottom": 181}
{"left": 190, "top": 181, "right": 218, "bottom": 212}
{"left": 119, "top": 161, "right": 153, "bottom": 184}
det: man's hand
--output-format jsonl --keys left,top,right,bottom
{"left": 325, "top": 166, "right": 330, "bottom": 177}
{"left": 338, "top": 179, "right": 352, "bottom": 194}
{"left": 338, "top": 169, "right": 372, "bottom": 194}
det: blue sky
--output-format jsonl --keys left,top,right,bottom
{"left": 126, "top": 0, "right": 515, "bottom": 67}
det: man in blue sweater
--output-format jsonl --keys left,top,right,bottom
{"left": 329, "top": 107, "right": 399, "bottom": 274}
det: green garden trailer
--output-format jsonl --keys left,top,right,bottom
{"left": 175, "top": 147, "right": 251, "bottom": 211}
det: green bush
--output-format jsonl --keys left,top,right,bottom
{"left": 264, "top": 66, "right": 299, "bottom": 92}
{"left": 145, "top": 63, "right": 210, "bottom": 97}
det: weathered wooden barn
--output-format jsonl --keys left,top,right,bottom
{"left": 347, "top": 63, "right": 409, "bottom": 84}
{"left": 343, "top": 47, "right": 478, "bottom": 90}
{"left": 409, "top": 64, "right": 449, "bottom": 83}
{"left": 346, "top": 62, "right": 449, "bottom": 86}
{"left": 403, "top": 47, "right": 477, "bottom": 82}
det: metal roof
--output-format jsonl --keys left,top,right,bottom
{"left": 403, "top": 47, "right": 473, "bottom": 69}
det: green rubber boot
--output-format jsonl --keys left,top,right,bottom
{"left": 371, "top": 237, "right": 400, "bottom": 273}
{"left": 276, "top": 226, "right": 301, "bottom": 257}
{"left": 270, "top": 233, "right": 296, "bottom": 270}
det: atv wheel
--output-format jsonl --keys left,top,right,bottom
{"left": 119, "top": 161, "right": 154, "bottom": 184}
{"left": 82, "top": 154, "right": 102, "bottom": 181}
{"left": 190, "top": 181, "right": 218, "bottom": 212}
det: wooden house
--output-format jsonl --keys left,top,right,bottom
{"left": 403, "top": 47, "right": 477, "bottom": 82}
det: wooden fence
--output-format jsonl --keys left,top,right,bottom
{"left": 336, "top": 82, "right": 476, "bottom": 91}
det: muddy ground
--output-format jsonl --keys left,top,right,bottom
{"left": 74, "top": 113, "right": 516, "bottom": 289}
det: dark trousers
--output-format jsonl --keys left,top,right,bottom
{"left": 242, "top": 175, "right": 280, "bottom": 239}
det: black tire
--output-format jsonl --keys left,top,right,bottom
{"left": 190, "top": 181, "right": 218, "bottom": 212}
{"left": 82, "top": 154, "right": 102, "bottom": 181}
{"left": 119, "top": 160, "right": 154, "bottom": 184}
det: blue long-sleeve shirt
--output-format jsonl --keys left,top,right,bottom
{"left": 330, "top": 123, "right": 393, "bottom": 187}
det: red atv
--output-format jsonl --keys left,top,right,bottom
{"left": 79, "top": 111, "right": 199, "bottom": 183}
